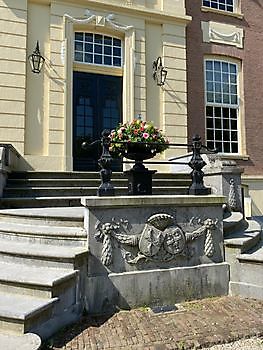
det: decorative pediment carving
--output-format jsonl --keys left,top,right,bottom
{"left": 64, "top": 10, "right": 133, "bottom": 32}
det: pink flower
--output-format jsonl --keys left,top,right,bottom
{"left": 143, "top": 132, "right": 149, "bottom": 139}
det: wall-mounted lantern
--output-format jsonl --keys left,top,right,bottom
{"left": 152, "top": 56, "right": 167, "bottom": 86}
{"left": 28, "top": 41, "right": 45, "bottom": 74}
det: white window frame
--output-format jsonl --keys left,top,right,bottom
{"left": 202, "top": 0, "right": 237, "bottom": 13}
{"left": 74, "top": 31, "right": 123, "bottom": 69}
{"left": 204, "top": 58, "right": 240, "bottom": 154}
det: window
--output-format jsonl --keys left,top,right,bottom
{"left": 202, "top": 0, "right": 235, "bottom": 13}
{"left": 74, "top": 32, "right": 122, "bottom": 67}
{"left": 205, "top": 59, "right": 239, "bottom": 153}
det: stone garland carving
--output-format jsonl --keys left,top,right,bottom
{"left": 64, "top": 10, "right": 133, "bottom": 31}
{"left": 94, "top": 214, "right": 218, "bottom": 266}
{"left": 209, "top": 28, "right": 241, "bottom": 44}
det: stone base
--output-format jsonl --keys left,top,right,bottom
{"left": 85, "top": 262, "right": 230, "bottom": 314}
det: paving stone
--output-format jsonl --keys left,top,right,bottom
{"left": 0, "top": 332, "right": 41, "bottom": 350}
{"left": 47, "top": 296, "right": 263, "bottom": 350}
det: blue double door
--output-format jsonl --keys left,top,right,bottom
{"left": 73, "top": 71, "right": 122, "bottom": 170}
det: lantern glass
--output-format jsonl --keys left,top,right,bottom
{"left": 28, "top": 41, "right": 45, "bottom": 74}
{"left": 152, "top": 56, "right": 167, "bottom": 86}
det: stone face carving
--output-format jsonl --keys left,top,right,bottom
{"left": 94, "top": 214, "right": 218, "bottom": 266}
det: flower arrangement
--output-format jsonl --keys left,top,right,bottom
{"left": 110, "top": 119, "right": 169, "bottom": 157}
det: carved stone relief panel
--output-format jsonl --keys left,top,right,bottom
{"left": 94, "top": 213, "right": 218, "bottom": 267}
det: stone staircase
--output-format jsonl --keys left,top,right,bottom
{"left": 1, "top": 171, "right": 191, "bottom": 208}
{"left": 0, "top": 207, "right": 87, "bottom": 345}
{"left": 224, "top": 211, "right": 263, "bottom": 299}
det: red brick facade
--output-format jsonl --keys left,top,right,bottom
{"left": 186, "top": 0, "right": 263, "bottom": 175}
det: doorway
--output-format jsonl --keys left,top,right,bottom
{"left": 73, "top": 71, "right": 123, "bottom": 171}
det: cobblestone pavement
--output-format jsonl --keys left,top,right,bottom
{"left": 45, "top": 296, "right": 263, "bottom": 350}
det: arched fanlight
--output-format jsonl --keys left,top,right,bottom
{"left": 28, "top": 41, "right": 45, "bottom": 74}
{"left": 152, "top": 56, "right": 168, "bottom": 86}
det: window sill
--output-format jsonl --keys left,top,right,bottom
{"left": 201, "top": 6, "right": 244, "bottom": 20}
{"left": 217, "top": 153, "right": 249, "bottom": 161}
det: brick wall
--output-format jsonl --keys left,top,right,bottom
{"left": 186, "top": 0, "right": 263, "bottom": 175}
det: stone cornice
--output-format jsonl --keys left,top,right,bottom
{"left": 54, "top": 0, "right": 192, "bottom": 25}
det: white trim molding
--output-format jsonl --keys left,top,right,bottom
{"left": 62, "top": 9, "right": 135, "bottom": 170}
{"left": 201, "top": 21, "right": 244, "bottom": 48}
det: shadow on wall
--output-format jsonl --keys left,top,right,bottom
{"left": 252, "top": 0, "right": 263, "bottom": 8}
{"left": 252, "top": 200, "right": 263, "bottom": 216}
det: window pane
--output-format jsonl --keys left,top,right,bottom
{"left": 113, "top": 47, "right": 121, "bottom": 56}
{"left": 206, "top": 106, "right": 213, "bottom": 117}
{"left": 207, "top": 92, "right": 214, "bottom": 103}
{"left": 104, "top": 36, "right": 112, "bottom": 45}
{"left": 232, "top": 143, "right": 238, "bottom": 153}
{"left": 215, "top": 107, "right": 221, "bottom": 118}
{"left": 113, "top": 57, "right": 121, "bottom": 66}
{"left": 75, "top": 52, "right": 83, "bottom": 62}
{"left": 113, "top": 38, "right": 121, "bottom": 46}
{"left": 94, "top": 55, "right": 102, "bottom": 64}
{"left": 206, "top": 61, "right": 213, "bottom": 70}
{"left": 207, "top": 118, "right": 214, "bottom": 128}
{"left": 94, "top": 34, "right": 102, "bottom": 44}
{"left": 206, "top": 71, "right": 213, "bottom": 81}
{"left": 85, "top": 43, "right": 93, "bottom": 52}
{"left": 104, "top": 46, "right": 112, "bottom": 55}
{"left": 104, "top": 56, "right": 112, "bottom": 65}
{"left": 215, "top": 118, "right": 221, "bottom": 128}
{"left": 85, "top": 33, "right": 93, "bottom": 42}
{"left": 75, "top": 42, "right": 83, "bottom": 51}
{"left": 223, "top": 119, "right": 229, "bottom": 129}
{"left": 94, "top": 45, "right": 102, "bottom": 54}
{"left": 84, "top": 54, "right": 93, "bottom": 63}
{"left": 207, "top": 82, "right": 213, "bottom": 92}
{"left": 75, "top": 32, "right": 83, "bottom": 41}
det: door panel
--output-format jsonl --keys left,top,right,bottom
{"left": 73, "top": 72, "right": 122, "bottom": 171}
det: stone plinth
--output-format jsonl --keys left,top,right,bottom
{"left": 81, "top": 195, "right": 228, "bottom": 314}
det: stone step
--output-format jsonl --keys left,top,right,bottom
{"left": 230, "top": 281, "right": 263, "bottom": 300}
{"left": 223, "top": 211, "right": 246, "bottom": 236}
{"left": 3, "top": 186, "right": 188, "bottom": 197}
{"left": 224, "top": 219, "right": 262, "bottom": 253}
{"left": 238, "top": 244, "right": 263, "bottom": 264}
{"left": 0, "top": 207, "right": 84, "bottom": 227}
{"left": 6, "top": 178, "right": 191, "bottom": 187}
{"left": 0, "top": 292, "right": 58, "bottom": 335}
{"left": 0, "top": 220, "right": 86, "bottom": 246}
{"left": 1, "top": 188, "right": 189, "bottom": 209}
{"left": 0, "top": 261, "right": 78, "bottom": 298}
{"left": 8, "top": 171, "right": 191, "bottom": 180}
{"left": 0, "top": 332, "right": 41, "bottom": 350}
{"left": 0, "top": 239, "right": 88, "bottom": 268}
{"left": 0, "top": 196, "right": 82, "bottom": 208}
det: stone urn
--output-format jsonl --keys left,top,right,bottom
{"left": 123, "top": 143, "right": 157, "bottom": 195}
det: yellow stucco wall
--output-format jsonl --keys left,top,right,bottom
{"left": 242, "top": 176, "right": 263, "bottom": 216}
{"left": 0, "top": 0, "right": 191, "bottom": 171}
